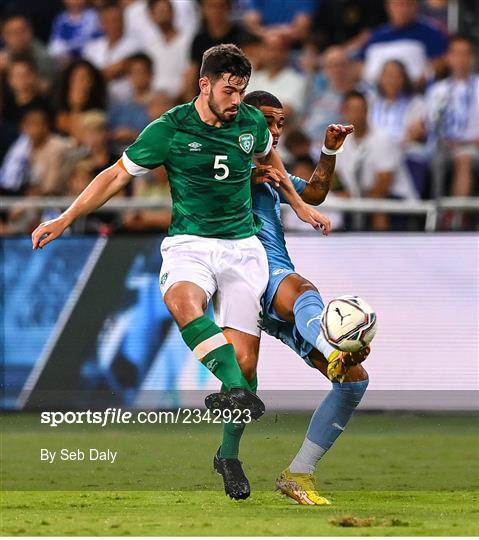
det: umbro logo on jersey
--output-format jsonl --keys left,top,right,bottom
{"left": 188, "top": 141, "right": 202, "bottom": 151}
{"left": 239, "top": 133, "right": 254, "bottom": 154}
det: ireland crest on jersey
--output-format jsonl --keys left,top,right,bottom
{"left": 239, "top": 133, "right": 254, "bottom": 154}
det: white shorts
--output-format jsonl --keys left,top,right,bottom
{"left": 159, "top": 234, "right": 269, "bottom": 336}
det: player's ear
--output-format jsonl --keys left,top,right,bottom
{"left": 199, "top": 76, "right": 211, "bottom": 96}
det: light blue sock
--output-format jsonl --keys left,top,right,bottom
{"left": 289, "top": 380, "right": 369, "bottom": 474}
{"left": 293, "top": 290, "right": 334, "bottom": 359}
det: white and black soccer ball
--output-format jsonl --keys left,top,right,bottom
{"left": 321, "top": 295, "right": 377, "bottom": 352}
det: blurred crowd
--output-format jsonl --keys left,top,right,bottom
{"left": 0, "top": 0, "right": 478, "bottom": 234}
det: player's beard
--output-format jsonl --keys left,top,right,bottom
{"left": 208, "top": 94, "right": 238, "bottom": 123}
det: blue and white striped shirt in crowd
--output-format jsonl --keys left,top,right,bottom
{"left": 48, "top": 8, "right": 102, "bottom": 59}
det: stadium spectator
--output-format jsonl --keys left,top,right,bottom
{"left": 290, "top": 155, "right": 315, "bottom": 183}
{"left": 138, "top": 0, "right": 192, "bottom": 100}
{"left": 247, "top": 34, "right": 306, "bottom": 117}
{"left": 311, "top": 0, "right": 387, "bottom": 53}
{"left": 303, "top": 46, "right": 358, "bottom": 156}
{"left": 82, "top": 3, "right": 140, "bottom": 103}
{"left": 67, "top": 158, "right": 94, "bottom": 196}
{"left": 75, "top": 110, "right": 120, "bottom": 177}
{"left": 107, "top": 53, "right": 153, "bottom": 149}
{"left": 55, "top": 59, "right": 106, "bottom": 135}
{"left": 426, "top": 35, "right": 479, "bottom": 199}
{"left": 69, "top": 110, "right": 126, "bottom": 233}
{"left": 243, "top": 0, "right": 317, "bottom": 43}
{"left": 335, "top": 91, "right": 418, "bottom": 230}
{"left": 184, "top": 0, "right": 247, "bottom": 100}
{"left": 0, "top": 14, "right": 56, "bottom": 87}
{"left": 2, "top": 56, "right": 51, "bottom": 156}
{"left": 283, "top": 128, "right": 312, "bottom": 165}
{"left": 357, "top": 0, "right": 448, "bottom": 86}
{"left": 0, "top": 1, "right": 63, "bottom": 43}
{"left": 123, "top": 0, "right": 199, "bottom": 44}
{"left": 419, "top": 0, "right": 448, "bottom": 33}
{"left": 19, "top": 108, "right": 73, "bottom": 195}
{"left": 0, "top": 129, "right": 32, "bottom": 195}
{"left": 48, "top": 0, "right": 102, "bottom": 62}
{"left": 0, "top": 108, "right": 72, "bottom": 232}
{"left": 368, "top": 60, "right": 428, "bottom": 196}
{"left": 238, "top": 32, "right": 263, "bottom": 71}
{"left": 146, "top": 91, "right": 175, "bottom": 122}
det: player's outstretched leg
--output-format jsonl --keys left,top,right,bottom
{"left": 277, "top": 361, "right": 368, "bottom": 505}
{"left": 293, "top": 289, "right": 336, "bottom": 362}
{"left": 213, "top": 376, "right": 257, "bottom": 500}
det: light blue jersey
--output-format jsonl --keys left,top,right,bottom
{"left": 253, "top": 175, "right": 307, "bottom": 274}
{"left": 252, "top": 176, "right": 317, "bottom": 364}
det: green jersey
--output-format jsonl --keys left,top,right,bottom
{"left": 122, "top": 99, "right": 272, "bottom": 239}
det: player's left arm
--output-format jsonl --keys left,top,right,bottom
{"left": 257, "top": 147, "right": 328, "bottom": 231}
{"left": 301, "top": 124, "right": 354, "bottom": 205}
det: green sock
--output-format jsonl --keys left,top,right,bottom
{"left": 181, "top": 316, "right": 249, "bottom": 391}
{"left": 248, "top": 374, "right": 258, "bottom": 393}
{"left": 219, "top": 376, "right": 258, "bottom": 459}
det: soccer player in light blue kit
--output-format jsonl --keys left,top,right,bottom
{"left": 245, "top": 91, "right": 371, "bottom": 505}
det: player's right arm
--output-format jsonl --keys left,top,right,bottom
{"left": 32, "top": 116, "right": 173, "bottom": 249}
{"left": 32, "top": 163, "right": 133, "bottom": 249}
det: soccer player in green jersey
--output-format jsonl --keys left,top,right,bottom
{"left": 32, "top": 44, "right": 326, "bottom": 499}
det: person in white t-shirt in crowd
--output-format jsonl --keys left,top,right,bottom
{"left": 335, "top": 90, "right": 418, "bottom": 230}
{"left": 426, "top": 34, "right": 479, "bottom": 199}
{"left": 139, "top": 0, "right": 192, "bottom": 100}
{"left": 368, "top": 59, "right": 428, "bottom": 196}
{"left": 83, "top": 3, "right": 140, "bottom": 103}
{"left": 123, "top": 0, "right": 199, "bottom": 44}
{"left": 247, "top": 34, "right": 306, "bottom": 118}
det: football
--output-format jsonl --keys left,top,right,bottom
{"left": 321, "top": 295, "right": 377, "bottom": 352}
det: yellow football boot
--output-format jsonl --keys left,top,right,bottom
{"left": 276, "top": 468, "right": 331, "bottom": 506}
{"left": 326, "top": 349, "right": 349, "bottom": 382}
{"left": 326, "top": 347, "right": 370, "bottom": 382}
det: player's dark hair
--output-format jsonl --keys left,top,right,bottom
{"left": 343, "top": 90, "right": 368, "bottom": 107}
{"left": 128, "top": 52, "right": 154, "bottom": 73}
{"left": 243, "top": 90, "right": 283, "bottom": 110}
{"left": 200, "top": 44, "right": 251, "bottom": 83}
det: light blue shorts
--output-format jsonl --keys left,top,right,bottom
{"left": 260, "top": 266, "right": 315, "bottom": 368}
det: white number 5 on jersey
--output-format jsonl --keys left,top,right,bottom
{"left": 213, "top": 155, "right": 229, "bottom": 180}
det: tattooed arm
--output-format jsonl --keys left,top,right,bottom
{"left": 301, "top": 124, "right": 354, "bottom": 206}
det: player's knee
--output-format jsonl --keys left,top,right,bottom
{"left": 344, "top": 364, "right": 369, "bottom": 383}
{"left": 241, "top": 364, "right": 257, "bottom": 382}
{"left": 234, "top": 349, "right": 257, "bottom": 381}
{"left": 164, "top": 290, "right": 204, "bottom": 327}
{"left": 296, "top": 281, "right": 317, "bottom": 296}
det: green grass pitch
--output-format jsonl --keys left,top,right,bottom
{"left": 1, "top": 412, "right": 478, "bottom": 536}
